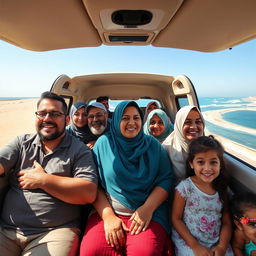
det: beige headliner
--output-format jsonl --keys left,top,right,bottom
{"left": 51, "top": 72, "right": 199, "bottom": 120}
{"left": 0, "top": 0, "right": 255, "bottom": 52}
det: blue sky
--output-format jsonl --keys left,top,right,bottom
{"left": 0, "top": 39, "right": 255, "bottom": 97}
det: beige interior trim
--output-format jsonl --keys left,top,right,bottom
{"left": 0, "top": 0, "right": 255, "bottom": 51}
{"left": 0, "top": 0, "right": 101, "bottom": 51}
{"left": 153, "top": 0, "right": 256, "bottom": 52}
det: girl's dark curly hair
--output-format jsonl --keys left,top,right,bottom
{"left": 186, "top": 135, "right": 229, "bottom": 201}
{"left": 230, "top": 192, "right": 256, "bottom": 219}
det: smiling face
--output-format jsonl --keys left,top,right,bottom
{"left": 36, "top": 98, "right": 68, "bottom": 141}
{"left": 120, "top": 106, "right": 142, "bottom": 138}
{"left": 149, "top": 114, "right": 165, "bottom": 137}
{"left": 189, "top": 150, "right": 220, "bottom": 185}
{"left": 183, "top": 109, "right": 204, "bottom": 140}
{"left": 87, "top": 107, "right": 108, "bottom": 135}
{"left": 73, "top": 107, "right": 87, "bottom": 127}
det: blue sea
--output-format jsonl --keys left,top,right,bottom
{"left": 199, "top": 97, "right": 256, "bottom": 150}
{"left": 0, "top": 97, "right": 35, "bottom": 100}
{"left": 1, "top": 96, "right": 256, "bottom": 150}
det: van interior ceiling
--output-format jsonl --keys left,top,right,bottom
{"left": 0, "top": 0, "right": 255, "bottom": 52}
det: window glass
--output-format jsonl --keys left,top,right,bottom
{"left": 176, "top": 96, "right": 189, "bottom": 109}
{"left": 199, "top": 96, "right": 256, "bottom": 167}
{"left": 89, "top": 99, "right": 161, "bottom": 112}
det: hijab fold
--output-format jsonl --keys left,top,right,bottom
{"left": 143, "top": 109, "right": 173, "bottom": 143}
{"left": 162, "top": 105, "right": 205, "bottom": 180}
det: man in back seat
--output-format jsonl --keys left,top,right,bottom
{"left": 96, "top": 96, "right": 113, "bottom": 118}
{"left": 86, "top": 102, "right": 110, "bottom": 149}
{"left": 0, "top": 91, "right": 98, "bottom": 256}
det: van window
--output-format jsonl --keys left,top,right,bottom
{"left": 89, "top": 99, "right": 161, "bottom": 113}
{"left": 199, "top": 96, "right": 256, "bottom": 168}
{"left": 176, "top": 96, "right": 189, "bottom": 109}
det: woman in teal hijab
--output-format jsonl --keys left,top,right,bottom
{"left": 144, "top": 109, "right": 173, "bottom": 143}
{"left": 80, "top": 101, "right": 174, "bottom": 255}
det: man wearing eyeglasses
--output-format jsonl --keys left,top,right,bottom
{"left": 0, "top": 91, "right": 98, "bottom": 256}
{"left": 86, "top": 102, "right": 110, "bottom": 149}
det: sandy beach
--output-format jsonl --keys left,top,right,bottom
{"left": 0, "top": 98, "right": 255, "bottom": 166}
{"left": 203, "top": 107, "right": 256, "bottom": 166}
{"left": 203, "top": 108, "right": 256, "bottom": 135}
{"left": 0, "top": 98, "right": 38, "bottom": 146}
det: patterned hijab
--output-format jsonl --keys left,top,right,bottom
{"left": 162, "top": 105, "right": 205, "bottom": 180}
{"left": 143, "top": 109, "right": 173, "bottom": 143}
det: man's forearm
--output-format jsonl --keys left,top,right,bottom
{"left": 41, "top": 174, "right": 97, "bottom": 204}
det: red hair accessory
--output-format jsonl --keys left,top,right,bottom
{"left": 240, "top": 217, "right": 256, "bottom": 225}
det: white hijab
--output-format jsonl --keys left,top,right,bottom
{"left": 162, "top": 105, "right": 205, "bottom": 180}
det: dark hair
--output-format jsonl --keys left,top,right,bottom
{"left": 186, "top": 135, "right": 229, "bottom": 200}
{"left": 126, "top": 101, "right": 144, "bottom": 120}
{"left": 37, "top": 91, "right": 68, "bottom": 114}
{"left": 230, "top": 192, "right": 256, "bottom": 219}
{"left": 96, "top": 96, "right": 109, "bottom": 102}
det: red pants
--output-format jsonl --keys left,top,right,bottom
{"left": 80, "top": 212, "right": 168, "bottom": 256}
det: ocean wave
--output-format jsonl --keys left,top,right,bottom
{"left": 201, "top": 103, "right": 249, "bottom": 108}
{"left": 225, "top": 99, "right": 242, "bottom": 103}
{"left": 200, "top": 104, "right": 219, "bottom": 108}
{"left": 209, "top": 98, "right": 241, "bottom": 104}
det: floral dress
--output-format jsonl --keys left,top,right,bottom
{"left": 171, "top": 177, "right": 233, "bottom": 256}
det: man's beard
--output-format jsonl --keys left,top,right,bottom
{"left": 38, "top": 121, "right": 66, "bottom": 141}
{"left": 89, "top": 124, "right": 106, "bottom": 135}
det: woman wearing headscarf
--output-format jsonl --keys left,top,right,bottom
{"left": 143, "top": 109, "right": 173, "bottom": 143}
{"left": 80, "top": 101, "right": 174, "bottom": 256}
{"left": 143, "top": 101, "right": 160, "bottom": 122}
{"left": 66, "top": 102, "right": 97, "bottom": 144}
{"left": 162, "top": 105, "right": 205, "bottom": 180}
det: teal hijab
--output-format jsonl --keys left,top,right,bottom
{"left": 93, "top": 101, "right": 173, "bottom": 231}
{"left": 143, "top": 109, "right": 173, "bottom": 143}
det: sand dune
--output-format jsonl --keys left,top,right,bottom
{"left": 0, "top": 98, "right": 38, "bottom": 146}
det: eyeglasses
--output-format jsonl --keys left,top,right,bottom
{"left": 87, "top": 113, "right": 105, "bottom": 120}
{"left": 35, "top": 111, "right": 65, "bottom": 119}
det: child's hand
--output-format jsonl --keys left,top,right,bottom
{"left": 192, "top": 243, "right": 213, "bottom": 256}
{"left": 211, "top": 245, "right": 226, "bottom": 256}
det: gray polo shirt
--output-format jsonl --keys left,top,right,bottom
{"left": 0, "top": 133, "right": 97, "bottom": 235}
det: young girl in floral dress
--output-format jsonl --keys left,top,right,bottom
{"left": 171, "top": 135, "right": 234, "bottom": 256}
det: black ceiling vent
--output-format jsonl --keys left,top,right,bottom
{"left": 109, "top": 35, "right": 149, "bottom": 42}
{"left": 112, "top": 10, "right": 152, "bottom": 28}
